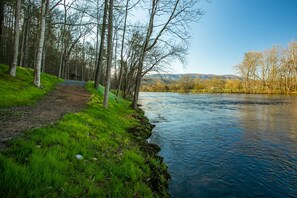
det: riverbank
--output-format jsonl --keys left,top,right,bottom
{"left": 141, "top": 89, "right": 297, "bottom": 95}
{"left": 0, "top": 65, "right": 170, "bottom": 197}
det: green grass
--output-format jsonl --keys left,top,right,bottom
{"left": 0, "top": 82, "right": 168, "bottom": 197}
{"left": 0, "top": 64, "right": 62, "bottom": 107}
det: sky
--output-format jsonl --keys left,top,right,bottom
{"left": 170, "top": 0, "right": 297, "bottom": 75}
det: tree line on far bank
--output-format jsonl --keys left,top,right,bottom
{"left": 141, "top": 42, "right": 297, "bottom": 94}
{"left": 0, "top": 0, "right": 203, "bottom": 108}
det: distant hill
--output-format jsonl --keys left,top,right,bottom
{"left": 143, "top": 73, "right": 241, "bottom": 84}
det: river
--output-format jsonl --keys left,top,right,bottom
{"left": 139, "top": 92, "right": 297, "bottom": 198}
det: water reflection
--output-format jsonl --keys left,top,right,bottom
{"left": 140, "top": 93, "right": 297, "bottom": 198}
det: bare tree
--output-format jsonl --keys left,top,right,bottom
{"left": 131, "top": 0, "right": 203, "bottom": 109}
{"left": 235, "top": 43, "right": 297, "bottom": 94}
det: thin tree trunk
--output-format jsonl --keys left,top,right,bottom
{"left": 20, "top": 1, "right": 31, "bottom": 67}
{"left": 103, "top": 0, "right": 113, "bottom": 108}
{"left": 0, "top": 0, "right": 4, "bottom": 63}
{"left": 23, "top": 18, "right": 30, "bottom": 67}
{"left": 57, "top": 0, "right": 67, "bottom": 78}
{"left": 132, "top": 0, "right": 157, "bottom": 109}
{"left": 8, "top": 0, "right": 21, "bottom": 76}
{"left": 3, "top": 5, "right": 14, "bottom": 64}
{"left": 113, "top": 25, "right": 118, "bottom": 87}
{"left": 81, "top": 36, "right": 85, "bottom": 81}
{"left": 94, "top": 0, "right": 108, "bottom": 89}
{"left": 41, "top": 38, "right": 47, "bottom": 72}
{"left": 0, "top": 0, "right": 5, "bottom": 39}
{"left": 94, "top": 0, "right": 100, "bottom": 68}
{"left": 116, "top": 0, "right": 129, "bottom": 99}
{"left": 34, "top": 0, "right": 48, "bottom": 87}
{"left": 19, "top": 21, "right": 26, "bottom": 66}
{"left": 132, "top": 61, "right": 143, "bottom": 109}
{"left": 67, "top": 60, "right": 70, "bottom": 79}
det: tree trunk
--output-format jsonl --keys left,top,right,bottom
{"left": 41, "top": 38, "right": 47, "bottom": 72}
{"left": 132, "top": 61, "right": 143, "bottom": 109}
{"left": 23, "top": 17, "right": 30, "bottom": 67}
{"left": 57, "top": 0, "right": 67, "bottom": 79}
{"left": 20, "top": 1, "right": 31, "bottom": 67}
{"left": 94, "top": 0, "right": 108, "bottom": 89}
{"left": 8, "top": 0, "right": 21, "bottom": 76}
{"left": 81, "top": 36, "right": 85, "bottom": 81}
{"left": 94, "top": 0, "right": 101, "bottom": 68}
{"left": 0, "top": 0, "right": 5, "bottom": 39}
{"left": 116, "top": 0, "right": 129, "bottom": 100}
{"left": 131, "top": 0, "right": 157, "bottom": 109}
{"left": 34, "top": 0, "right": 48, "bottom": 87}
{"left": 113, "top": 25, "right": 118, "bottom": 87}
{"left": 103, "top": 0, "right": 113, "bottom": 108}
{"left": 19, "top": 20, "right": 26, "bottom": 66}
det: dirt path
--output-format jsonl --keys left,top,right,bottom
{"left": 0, "top": 80, "right": 90, "bottom": 148}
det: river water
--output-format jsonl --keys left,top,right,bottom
{"left": 139, "top": 93, "right": 297, "bottom": 198}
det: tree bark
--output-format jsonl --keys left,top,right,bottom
{"left": 94, "top": 0, "right": 108, "bottom": 89}
{"left": 41, "top": 37, "right": 47, "bottom": 72}
{"left": 103, "top": 0, "right": 113, "bottom": 108}
{"left": 116, "top": 0, "right": 129, "bottom": 100}
{"left": 34, "top": 0, "right": 48, "bottom": 87}
{"left": 8, "top": 0, "right": 21, "bottom": 76}
{"left": 57, "top": 0, "right": 67, "bottom": 79}
{"left": 20, "top": 0, "right": 31, "bottom": 67}
{"left": 94, "top": 0, "right": 100, "bottom": 69}
{"left": 0, "top": 0, "right": 5, "bottom": 39}
{"left": 23, "top": 16, "right": 30, "bottom": 67}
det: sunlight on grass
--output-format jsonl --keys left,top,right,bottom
{"left": 0, "top": 64, "right": 62, "bottom": 107}
{"left": 0, "top": 82, "right": 168, "bottom": 197}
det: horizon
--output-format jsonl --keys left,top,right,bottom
{"left": 146, "top": 72, "right": 239, "bottom": 76}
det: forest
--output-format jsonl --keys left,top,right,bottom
{"left": 141, "top": 42, "right": 297, "bottom": 94}
{"left": 1, "top": 0, "right": 204, "bottom": 196}
{"left": 0, "top": 0, "right": 203, "bottom": 108}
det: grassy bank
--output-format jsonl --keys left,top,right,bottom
{"left": 0, "top": 80, "right": 169, "bottom": 197}
{"left": 0, "top": 64, "right": 62, "bottom": 108}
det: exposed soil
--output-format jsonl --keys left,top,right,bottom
{"left": 0, "top": 80, "right": 90, "bottom": 148}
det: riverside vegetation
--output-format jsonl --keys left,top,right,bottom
{"left": 141, "top": 42, "right": 297, "bottom": 94}
{"left": 0, "top": 65, "right": 169, "bottom": 197}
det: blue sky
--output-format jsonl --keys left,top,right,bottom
{"left": 172, "top": 0, "right": 297, "bottom": 75}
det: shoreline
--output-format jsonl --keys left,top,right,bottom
{"left": 140, "top": 90, "right": 297, "bottom": 95}
{"left": 0, "top": 79, "right": 171, "bottom": 196}
{"left": 128, "top": 108, "right": 170, "bottom": 197}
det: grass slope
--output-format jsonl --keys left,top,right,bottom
{"left": 0, "top": 64, "right": 62, "bottom": 107}
{"left": 0, "top": 82, "right": 168, "bottom": 197}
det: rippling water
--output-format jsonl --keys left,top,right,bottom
{"left": 139, "top": 93, "right": 297, "bottom": 198}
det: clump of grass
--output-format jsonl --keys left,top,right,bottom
{"left": 0, "top": 64, "right": 62, "bottom": 107}
{"left": 0, "top": 82, "right": 169, "bottom": 197}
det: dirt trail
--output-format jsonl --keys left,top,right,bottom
{"left": 0, "top": 80, "right": 90, "bottom": 148}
